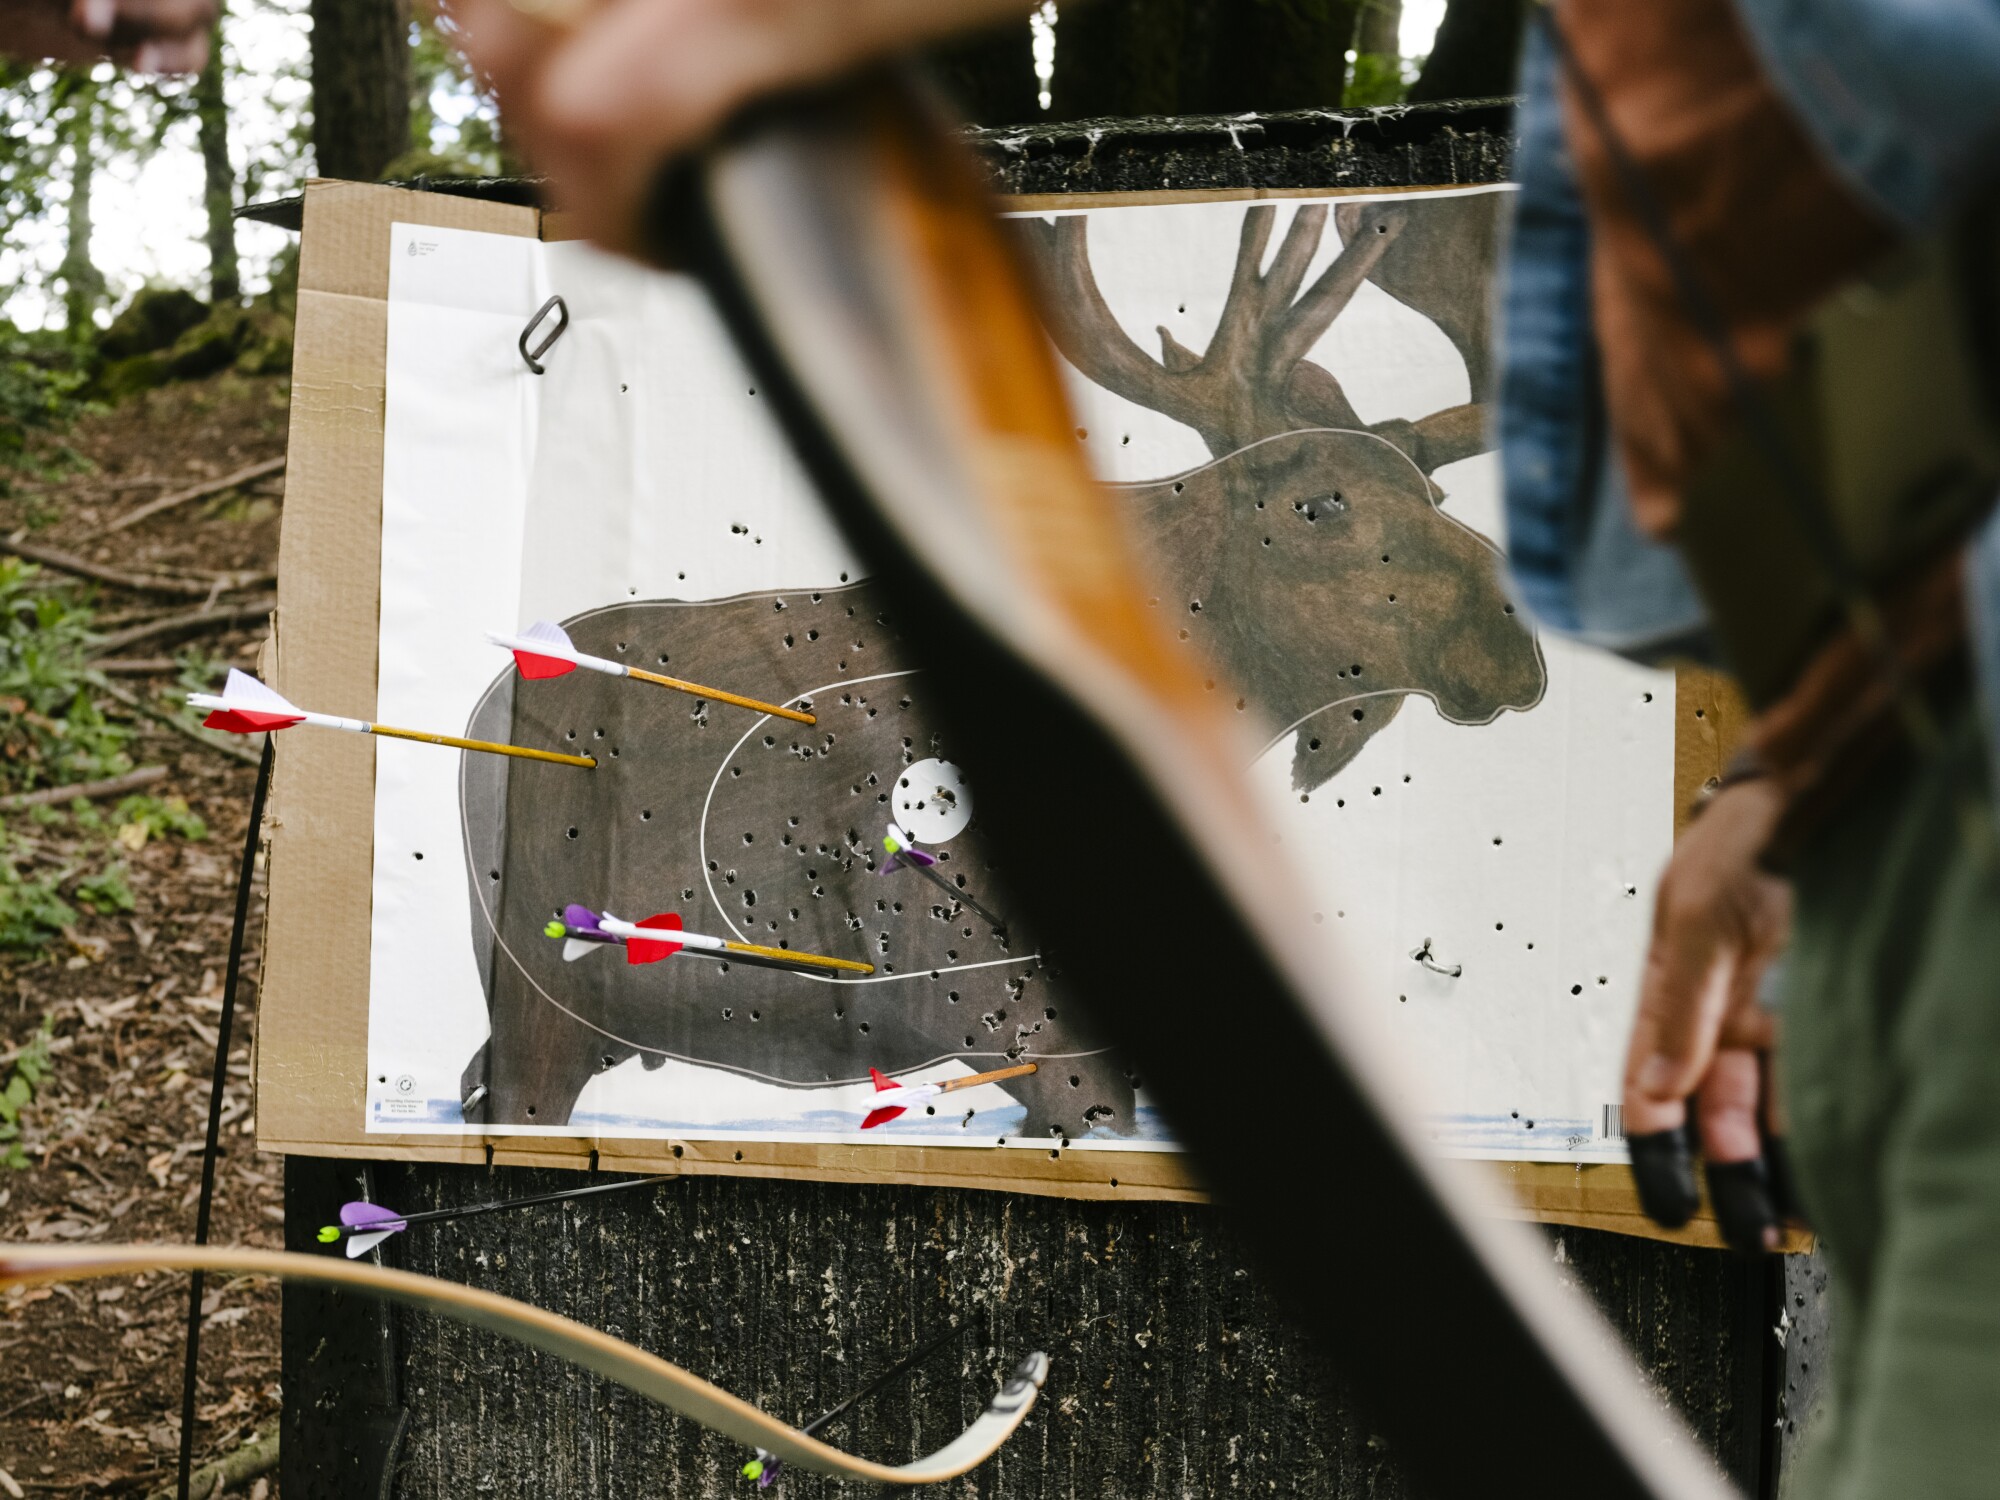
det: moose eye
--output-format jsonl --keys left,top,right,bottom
{"left": 1293, "top": 493, "right": 1346, "bottom": 524}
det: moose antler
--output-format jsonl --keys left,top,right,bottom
{"left": 1020, "top": 202, "right": 1492, "bottom": 475}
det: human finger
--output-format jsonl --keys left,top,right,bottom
{"left": 1623, "top": 942, "right": 1733, "bottom": 1136}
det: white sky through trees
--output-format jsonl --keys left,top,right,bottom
{"left": 3, "top": 0, "right": 1453, "bottom": 331}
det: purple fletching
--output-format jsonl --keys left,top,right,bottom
{"left": 881, "top": 848, "right": 936, "bottom": 874}
{"left": 563, "top": 903, "right": 607, "bottom": 936}
{"left": 340, "top": 1201, "right": 409, "bottom": 1232}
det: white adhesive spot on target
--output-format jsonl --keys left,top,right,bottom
{"left": 895, "top": 758, "right": 972, "bottom": 843}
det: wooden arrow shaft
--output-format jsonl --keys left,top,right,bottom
{"left": 720, "top": 938, "right": 873, "bottom": 974}
{"left": 937, "top": 1062, "right": 1038, "bottom": 1094}
{"left": 627, "top": 667, "right": 816, "bottom": 725}
{"left": 368, "top": 723, "right": 597, "bottom": 768}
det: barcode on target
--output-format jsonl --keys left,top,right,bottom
{"left": 1600, "top": 1104, "right": 1624, "bottom": 1140}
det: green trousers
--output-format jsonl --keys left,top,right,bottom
{"left": 1783, "top": 705, "right": 2000, "bottom": 1498}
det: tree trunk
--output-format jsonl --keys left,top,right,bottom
{"left": 1355, "top": 0, "right": 1402, "bottom": 56}
{"left": 194, "top": 21, "right": 240, "bottom": 304}
{"left": 309, "top": 0, "right": 412, "bottom": 182}
{"left": 1052, "top": 0, "right": 1360, "bottom": 121}
{"left": 59, "top": 85, "right": 105, "bottom": 334}
{"left": 923, "top": 15, "right": 1041, "bottom": 128}
{"left": 1407, "top": 0, "right": 1527, "bottom": 103}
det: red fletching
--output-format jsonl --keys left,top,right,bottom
{"left": 202, "top": 708, "right": 303, "bottom": 734}
{"left": 869, "top": 1068, "right": 897, "bottom": 1092}
{"left": 861, "top": 1106, "right": 906, "bottom": 1130}
{"left": 624, "top": 913, "right": 684, "bottom": 965}
{"left": 512, "top": 649, "right": 577, "bottom": 681}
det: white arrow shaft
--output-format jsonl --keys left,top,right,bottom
{"left": 599, "top": 915, "right": 727, "bottom": 951}
{"left": 187, "top": 694, "right": 369, "bottom": 734}
{"left": 488, "top": 631, "right": 629, "bottom": 678}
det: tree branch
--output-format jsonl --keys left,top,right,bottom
{"left": 102, "top": 455, "right": 285, "bottom": 535}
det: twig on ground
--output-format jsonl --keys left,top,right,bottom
{"left": 0, "top": 766, "right": 168, "bottom": 812}
{"left": 0, "top": 535, "right": 272, "bottom": 599}
{"left": 89, "top": 600, "right": 274, "bottom": 657}
{"left": 141, "top": 1419, "right": 279, "bottom": 1500}
{"left": 91, "top": 658, "right": 181, "bottom": 675}
{"left": 92, "top": 680, "right": 264, "bottom": 768}
{"left": 103, "top": 457, "right": 286, "bottom": 536}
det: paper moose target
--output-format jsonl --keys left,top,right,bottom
{"left": 364, "top": 187, "right": 1673, "bottom": 1162}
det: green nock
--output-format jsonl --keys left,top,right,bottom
{"left": 543, "top": 919, "right": 565, "bottom": 939}
{"left": 316, "top": 1226, "right": 340, "bottom": 1244}
{"left": 741, "top": 1459, "right": 763, "bottom": 1481}
{"left": 883, "top": 835, "right": 901, "bottom": 854}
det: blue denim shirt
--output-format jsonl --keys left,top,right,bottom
{"left": 1496, "top": 20, "right": 1711, "bottom": 664}
{"left": 1499, "top": 3, "right": 2000, "bottom": 795}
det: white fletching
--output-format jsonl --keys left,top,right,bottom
{"left": 345, "top": 1229, "right": 393, "bottom": 1259}
{"left": 218, "top": 668, "right": 302, "bottom": 715}
{"left": 487, "top": 621, "right": 626, "bottom": 677}
{"left": 562, "top": 937, "right": 600, "bottom": 963}
{"left": 521, "top": 619, "right": 574, "bottom": 651}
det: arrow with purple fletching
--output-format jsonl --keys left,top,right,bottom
{"left": 317, "top": 1175, "right": 670, "bottom": 1257}
{"left": 491, "top": 619, "right": 816, "bottom": 725}
{"left": 878, "top": 824, "right": 1007, "bottom": 930}
{"left": 545, "top": 904, "right": 874, "bottom": 975}
{"left": 189, "top": 669, "right": 596, "bottom": 768}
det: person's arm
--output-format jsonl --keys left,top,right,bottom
{"left": 1621, "top": 774, "right": 1794, "bottom": 1250}
{"left": 449, "top": 0, "right": 1046, "bottom": 253}
{"left": 1, "top": 0, "right": 214, "bottom": 70}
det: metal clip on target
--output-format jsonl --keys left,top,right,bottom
{"left": 519, "top": 294, "right": 570, "bottom": 374}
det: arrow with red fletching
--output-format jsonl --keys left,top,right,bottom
{"left": 545, "top": 904, "right": 873, "bottom": 975}
{"left": 189, "top": 669, "right": 596, "bottom": 768}
{"left": 491, "top": 620, "right": 816, "bottom": 724}
{"left": 858, "top": 1062, "right": 1039, "bottom": 1129}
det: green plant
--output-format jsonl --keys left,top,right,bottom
{"left": 114, "top": 793, "right": 208, "bottom": 844}
{"left": 0, "top": 1016, "right": 56, "bottom": 1169}
{"left": 0, "top": 322, "right": 95, "bottom": 489}
{"left": 0, "top": 557, "right": 132, "bottom": 794}
{"left": 73, "top": 860, "right": 134, "bottom": 914}
{"left": 1344, "top": 51, "right": 1418, "bottom": 108}
{"left": 0, "top": 856, "right": 75, "bottom": 948}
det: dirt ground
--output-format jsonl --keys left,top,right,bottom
{"left": 1, "top": 371, "right": 288, "bottom": 1495}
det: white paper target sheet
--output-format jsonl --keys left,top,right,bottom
{"left": 368, "top": 187, "right": 1673, "bottom": 1163}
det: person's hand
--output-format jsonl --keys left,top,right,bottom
{"left": 448, "top": 0, "right": 1043, "bottom": 255}
{"left": 2, "top": 0, "right": 216, "bottom": 70}
{"left": 1622, "top": 775, "right": 1796, "bottom": 1251}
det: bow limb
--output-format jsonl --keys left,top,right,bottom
{"left": 0, "top": 1243, "right": 1046, "bottom": 1484}
{"left": 659, "top": 68, "right": 1734, "bottom": 1500}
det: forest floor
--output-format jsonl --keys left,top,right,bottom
{"left": 0, "top": 369, "right": 289, "bottom": 1495}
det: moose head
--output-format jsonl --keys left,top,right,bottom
{"left": 1020, "top": 197, "right": 1543, "bottom": 791}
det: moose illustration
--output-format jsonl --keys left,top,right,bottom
{"left": 456, "top": 194, "right": 1545, "bottom": 1131}
{"left": 1023, "top": 195, "right": 1542, "bottom": 788}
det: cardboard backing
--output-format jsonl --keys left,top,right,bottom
{"left": 257, "top": 179, "right": 1796, "bottom": 1251}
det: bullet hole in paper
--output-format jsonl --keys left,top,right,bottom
{"left": 1642, "top": 691, "right": 1653, "bottom": 703}
{"left": 413, "top": 851, "right": 423, "bottom": 860}
{"left": 489, "top": 869, "right": 499, "bottom": 881}
{"left": 566, "top": 828, "right": 578, "bottom": 840}
{"left": 1570, "top": 984, "right": 1582, "bottom": 995}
